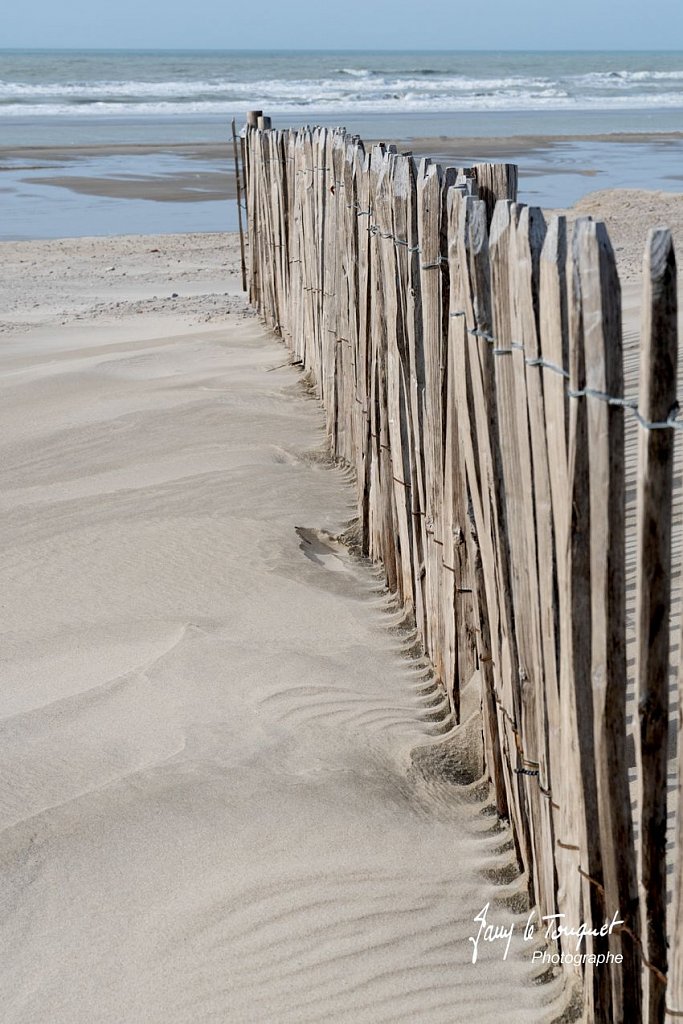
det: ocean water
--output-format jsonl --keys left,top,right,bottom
{"left": 1, "top": 50, "right": 682, "bottom": 239}
{"left": 1, "top": 49, "right": 683, "bottom": 142}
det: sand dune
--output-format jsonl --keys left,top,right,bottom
{"left": 0, "top": 232, "right": 575, "bottom": 1022}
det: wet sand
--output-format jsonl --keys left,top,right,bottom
{"left": 1, "top": 131, "right": 682, "bottom": 222}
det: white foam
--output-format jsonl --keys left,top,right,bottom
{"left": 1, "top": 67, "right": 682, "bottom": 116}
{"left": 2, "top": 91, "right": 683, "bottom": 118}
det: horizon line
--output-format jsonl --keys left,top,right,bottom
{"left": 2, "top": 45, "right": 683, "bottom": 53}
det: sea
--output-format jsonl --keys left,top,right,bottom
{"left": 1, "top": 49, "right": 682, "bottom": 238}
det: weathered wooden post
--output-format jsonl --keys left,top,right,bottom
{"left": 579, "top": 217, "right": 641, "bottom": 1022}
{"left": 635, "top": 228, "right": 677, "bottom": 1024}
{"left": 241, "top": 123, "right": 683, "bottom": 1020}
{"left": 231, "top": 118, "right": 247, "bottom": 292}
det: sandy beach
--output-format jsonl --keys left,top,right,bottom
{"left": 1, "top": 102, "right": 682, "bottom": 1017}
{"left": 0, "top": 227, "right": 582, "bottom": 1022}
{"left": 1, "top": 34, "right": 682, "bottom": 1024}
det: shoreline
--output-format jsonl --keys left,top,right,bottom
{"left": 397, "top": 129, "right": 683, "bottom": 159}
{"left": 2, "top": 130, "right": 682, "bottom": 160}
{"left": 1, "top": 131, "right": 682, "bottom": 240}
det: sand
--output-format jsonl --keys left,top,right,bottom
{"left": 0, "top": 229, "right": 575, "bottom": 1022}
{"left": 548, "top": 187, "right": 683, "bottom": 283}
{"left": 0, "top": 141, "right": 235, "bottom": 204}
{"left": 1, "top": 186, "right": 681, "bottom": 1022}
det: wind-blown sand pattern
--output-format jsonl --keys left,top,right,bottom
{"left": 6, "top": 193, "right": 679, "bottom": 1022}
{"left": 0, "top": 232, "right": 572, "bottom": 1023}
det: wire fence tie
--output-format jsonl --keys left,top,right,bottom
{"left": 469, "top": 328, "right": 495, "bottom": 343}
{"left": 525, "top": 356, "right": 570, "bottom": 379}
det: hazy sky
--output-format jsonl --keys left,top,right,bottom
{"left": 4, "top": 0, "right": 683, "bottom": 51}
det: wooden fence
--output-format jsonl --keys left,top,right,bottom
{"left": 242, "top": 116, "right": 681, "bottom": 1024}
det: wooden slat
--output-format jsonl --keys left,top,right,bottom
{"left": 289, "top": 132, "right": 304, "bottom": 364}
{"left": 231, "top": 119, "right": 247, "bottom": 293}
{"left": 456, "top": 193, "right": 529, "bottom": 865}
{"left": 391, "top": 154, "right": 420, "bottom": 623}
{"left": 242, "top": 124, "right": 682, "bottom": 1021}
{"left": 403, "top": 155, "right": 429, "bottom": 649}
{"left": 446, "top": 183, "right": 500, "bottom": 744}
{"left": 417, "top": 160, "right": 451, "bottom": 681}
{"left": 341, "top": 137, "right": 359, "bottom": 466}
{"left": 562, "top": 218, "right": 609, "bottom": 1016}
{"left": 332, "top": 131, "right": 348, "bottom": 457}
{"left": 671, "top": 706, "right": 683, "bottom": 1023}
{"left": 356, "top": 147, "right": 372, "bottom": 550}
{"left": 472, "top": 163, "right": 518, "bottom": 226}
{"left": 301, "top": 130, "right": 317, "bottom": 374}
{"left": 377, "top": 152, "right": 414, "bottom": 609}
{"left": 368, "top": 146, "right": 399, "bottom": 588}
{"left": 579, "top": 218, "right": 641, "bottom": 1022}
{"left": 509, "top": 204, "right": 559, "bottom": 925}
{"left": 539, "top": 214, "right": 584, "bottom": 969}
{"left": 441, "top": 184, "right": 462, "bottom": 717}
{"left": 447, "top": 186, "right": 501, "bottom": 800}
{"left": 490, "top": 198, "right": 546, "bottom": 908}
{"left": 636, "top": 229, "right": 678, "bottom": 1024}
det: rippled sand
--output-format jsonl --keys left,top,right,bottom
{"left": 0, "top": 231, "right": 574, "bottom": 1022}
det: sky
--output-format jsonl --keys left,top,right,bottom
{"left": 3, "top": 0, "right": 683, "bottom": 51}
